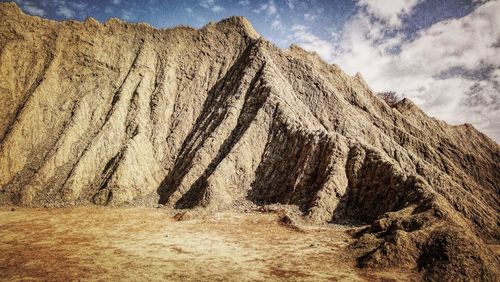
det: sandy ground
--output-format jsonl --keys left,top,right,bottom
{"left": 0, "top": 207, "right": 414, "bottom": 281}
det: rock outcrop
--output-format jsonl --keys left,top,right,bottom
{"left": 0, "top": 2, "right": 498, "bottom": 280}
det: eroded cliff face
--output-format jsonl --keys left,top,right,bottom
{"left": 0, "top": 3, "right": 498, "bottom": 280}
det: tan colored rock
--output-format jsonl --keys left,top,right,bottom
{"left": 0, "top": 2, "right": 498, "bottom": 280}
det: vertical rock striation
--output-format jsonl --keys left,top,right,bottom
{"left": 0, "top": 3, "right": 498, "bottom": 280}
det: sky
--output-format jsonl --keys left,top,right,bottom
{"left": 5, "top": 0, "right": 500, "bottom": 142}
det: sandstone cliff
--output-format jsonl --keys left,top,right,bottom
{"left": 0, "top": 2, "right": 498, "bottom": 280}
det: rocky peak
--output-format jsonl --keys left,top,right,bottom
{"left": 215, "top": 16, "right": 260, "bottom": 39}
{"left": 0, "top": 3, "right": 498, "bottom": 281}
{"left": 0, "top": 2, "right": 21, "bottom": 15}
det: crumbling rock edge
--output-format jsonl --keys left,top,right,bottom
{"left": 0, "top": 2, "right": 499, "bottom": 280}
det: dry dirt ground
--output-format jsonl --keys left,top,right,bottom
{"left": 0, "top": 207, "right": 416, "bottom": 281}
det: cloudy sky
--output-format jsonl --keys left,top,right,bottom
{"left": 6, "top": 0, "right": 500, "bottom": 142}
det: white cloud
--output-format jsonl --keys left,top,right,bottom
{"left": 254, "top": 0, "right": 277, "bottom": 16}
{"left": 332, "top": 0, "right": 500, "bottom": 141}
{"left": 23, "top": 5, "right": 46, "bottom": 16}
{"left": 121, "top": 9, "right": 135, "bottom": 20}
{"left": 14, "top": 0, "right": 46, "bottom": 16}
{"left": 271, "top": 19, "right": 283, "bottom": 30}
{"left": 112, "top": 0, "right": 121, "bottom": 4}
{"left": 357, "top": 0, "right": 421, "bottom": 27}
{"left": 56, "top": 6, "right": 76, "bottom": 18}
{"left": 211, "top": 5, "right": 224, "bottom": 13}
{"left": 200, "top": 0, "right": 224, "bottom": 13}
{"left": 304, "top": 13, "right": 317, "bottom": 21}
{"left": 285, "top": 0, "right": 296, "bottom": 10}
{"left": 290, "top": 25, "right": 335, "bottom": 61}
{"left": 267, "top": 1, "right": 277, "bottom": 15}
{"left": 238, "top": 0, "right": 250, "bottom": 6}
{"left": 253, "top": 0, "right": 281, "bottom": 34}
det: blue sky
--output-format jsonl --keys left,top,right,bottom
{"left": 5, "top": 0, "right": 500, "bottom": 141}
{"left": 6, "top": 0, "right": 480, "bottom": 47}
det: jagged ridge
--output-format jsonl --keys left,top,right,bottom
{"left": 0, "top": 2, "right": 498, "bottom": 280}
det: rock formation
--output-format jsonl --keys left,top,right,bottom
{"left": 0, "top": 2, "right": 498, "bottom": 280}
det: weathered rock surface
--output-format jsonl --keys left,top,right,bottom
{"left": 0, "top": 2, "right": 498, "bottom": 280}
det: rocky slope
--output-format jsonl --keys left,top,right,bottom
{"left": 0, "top": 2, "right": 498, "bottom": 280}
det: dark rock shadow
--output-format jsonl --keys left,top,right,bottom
{"left": 331, "top": 145, "right": 428, "bottom": 225}
{"left": 247, "top": 111, "right": 335, "bottom": 213}
{"left": 157, "top": 41, "right": 267, "bottom": 207}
